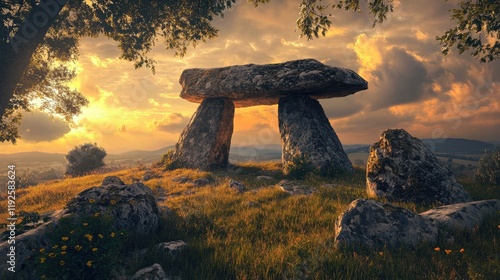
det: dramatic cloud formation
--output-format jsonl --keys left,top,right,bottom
{"left": 2, "top": 0, "right": 499, "bottom": 154}
{"left": 19, "top": 111, "right": 71, "bottom": 142}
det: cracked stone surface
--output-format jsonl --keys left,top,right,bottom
{"left": 0, "top": 176, "right": 163, "bottom": 276}
{"left": 180, "top": 59, "right": 368, "bottom": 107}
{"left": 279, "top": 95, "right": 353, "bottom": 175}
{"left": 366, "top": 129, "right": 472, "bottom": 205}
{"left": 334, "top": 199, "right": 438, "bottom": 249}
{"left": 65, "top": 176, "right": 161, "bottom": 235}
{"left": 421, "top": 199, "right": 500, "bottom": 232}
{"left": 173, "top": 98, "right": 234, "bottom": 170}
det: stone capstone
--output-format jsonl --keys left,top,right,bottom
{"left": 172, "top": 98, "right": 234, "bottom": 170}
{"left": 180, "top": 59, "right": 368, "bottom": 107}
{"left": 279, "top": 95, "right": 353, "bottom": 175}
{"left": 421, "top": 199, "right": 500, "bottom": 232}
{"left": 334, "top": 199, "right": 438, "bottom": 249}
{"left": 65, "top": 176, "right": 161, "bottom": 235}
{"left": 366, "top": 129, "right": 472, "bottom": 205}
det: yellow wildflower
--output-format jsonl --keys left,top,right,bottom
{"left": 39, "top": 248, "right": 45, "bottom": 253}
{"left": 59, "top": 260, "right": 65, "bottom": 266}
{"left": 110, "top": 232, "right": 115, "bottom": 238}
{"left": 110, "top": 200, "right": 117, "bottom": 205}
{"left": 88, "top": 198, "right": 95, "bottom": 204}
{"left": 86, "top": 261, "right": 92, "bottom": 267}
{"left": 445, "top": 249, "right": 452, "bottom": 254}
{"left": 75, "top": 245, "right": 82, "bottom": 251}
{"left": 84, "top": 234, "right": 93, "bottom": 241}
{"left": 48, "top": 253, "right": 56, "bottom": 258}
{"left": 83, "top": 223, "right": 88, "bottom": 226}
{"left": 94, "top": 212, "right": 100, "bottom": 217}
{"left": 434, "top": 247, "right": 440, "bottom": 252}
{"left": 61, "top": 251, "right": 67, "bottom": 256}
{"left": 92, "top": 248, "right": 98, "bottom": 252}
{"left": 378, "top": 252, "right": 384, "bottom": 256}
{"left": 62, "top": 236, "right": 69, "bottom": 241}
{"left": 70, "top": 230, "right": 75, "bottom": 234}
{"left": 460, "top": 248, "right": 465, "bottom": 253}
{"left": 40, "top": 257, "right": 46, "bottom": 264}
{"left": 61, "top": 245, "right": 67, "bottom": 251}
{"left": 52, "top": 245, "right": 58, "bottom": 249}
{"left": 98, "top": 234, "right": 104, "bottom": 239}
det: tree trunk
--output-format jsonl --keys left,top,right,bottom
{"left": 0, "top": 0, "right": 69, "bottom": 119}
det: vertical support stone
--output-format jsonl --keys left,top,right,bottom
{"left": 278, "top": 95, "right": 353, "bottom": 175}
{"left": 173, "top": 98, "right": 234, "bottom": 170}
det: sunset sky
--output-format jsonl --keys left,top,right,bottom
{"left": 2, "top": 0, "right": 500, "bottom": 154}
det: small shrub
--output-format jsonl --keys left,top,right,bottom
{"left": 65, "top": 143, "right": 107, "bottom": 177}
{"left": 155, "top": 149, "right": 184, "bottom": 170}
{"left": 36, "top": 213, "right": 126, "bottom": 280}
{"left": 284, "top": 154, "right": 314, "bottom": 179}
{"left": 474, "top": 147, "right": 500, "bottom": 185}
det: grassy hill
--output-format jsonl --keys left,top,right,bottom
{"left": 1, "top": 162, "right": 499, "bottom": 279}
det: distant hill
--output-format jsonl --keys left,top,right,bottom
{"left": 0, "top": 138, "right": 496, "bottom": 168}
{"left": 0, "top": 151, "right": 66, "bottom": 163}
{"left": 107, "top": 145, "right": 174, "bottom": 160}
{"left": 421, "top": 138, "right": 495, "bottom": 155}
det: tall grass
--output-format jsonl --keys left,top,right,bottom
{"left": 1, "top": 162, "right": 498, "bottom": 279}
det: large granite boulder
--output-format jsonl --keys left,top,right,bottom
{"left": 0, "top": 176, "right": 162, "bottom": 277}
{"left": 172, "top": 98, "right": 234, "bottom": 170}
{"left": 279, "top": 95, "right": 353, "bottom": 175}
{"left": 334, "top": 199, "right": 438, "bottom": 249}
{"left": 366, "top": 129, "right": 472, "bottom": 205}
{"left": 65, "top": 176, "right": 161, "bottom": 235}
{"left": 180, "top": 59, "right": 368, "bottom": 107}
{"left": 421, "top": 199, "right": 500, "bottom": 232}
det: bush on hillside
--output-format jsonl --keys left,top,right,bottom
{"left": 65, "top": 143, "right": 107, "bottom": 177}
{"left": 155, "top": 149, "right": 184, "bottom": 170}
{"left": 474, "top": 147, "right": 500, "bottom": 185}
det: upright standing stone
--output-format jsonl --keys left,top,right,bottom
{"left": 279, "top": 95, "right": 353, "bottom": 175}
{"left": 366, "top": 129, "right": 472, "bottom": 205}
{"left": 173, "top": 98, "right": 234, "bottom": 170}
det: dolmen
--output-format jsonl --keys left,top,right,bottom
{"left": 171, "top": 59, "right": 368, "bottom": 173}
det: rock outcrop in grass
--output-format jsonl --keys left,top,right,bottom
{"left": 366, "top": 129, "right": 472, "bottom": 205}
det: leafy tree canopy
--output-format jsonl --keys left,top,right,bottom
{"left": 65, "top": 142, "right": 107, "bottom": 176}
{"left": 1, "top": 0, "right": 499, "bottom": 144}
